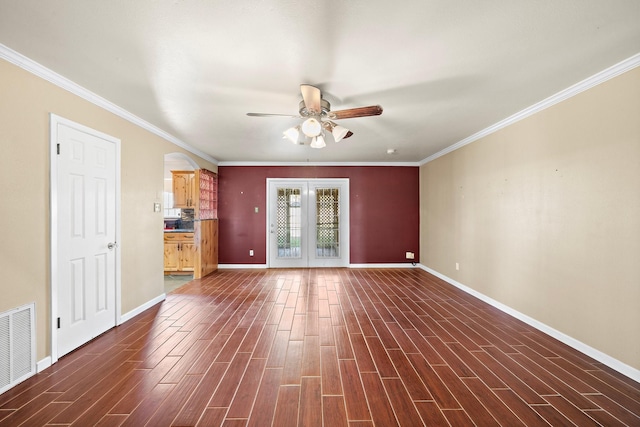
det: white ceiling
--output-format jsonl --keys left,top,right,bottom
{"left": 1, "top": 1, "right": 639, "bottom": 164}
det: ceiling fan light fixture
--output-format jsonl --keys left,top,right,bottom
{"left": 283, "top": 126, "right": 300, "bottom": 144}
{"left": 332, "top": 125, "right": 349, "bottom": 142}
{"left": 310, "top": 134, "right": 326, "bottom": 149}
{"left": 301, "top": 117, "right": 322, "bottom": 137}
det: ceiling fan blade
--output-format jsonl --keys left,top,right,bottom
{"left": 343, "top": 131, "right": 354, "bottom": 139}
{"left": 300, "top": 84, "right": 322, "bottom": 114}
{"left": 330, "top": 105, "right": 383, "bottom": 120}
{"left": 246, "top": 112, "right": 300, "bottom": 118}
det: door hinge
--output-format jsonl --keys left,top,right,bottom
{"left": 57, "top": 317, "right": 61, "bottom": 329}
{"left": 57, "top": 143, "right": 60, "bottom": 155}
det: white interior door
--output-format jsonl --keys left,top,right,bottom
{"left": 53, "top": 116, "right": 119, "bottom": 358}
{"left": 268, "top": 179, "right": 349, "bottom": 268}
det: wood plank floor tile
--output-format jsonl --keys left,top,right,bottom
{"left": 364, "top": 335, "right": 398, "bottom": 378}
{"left": 226, "top": 358, "right": 267, "bottom": 419}
{"left": 93, "top": 414, "right": 128, "bottom": 427}
{"left": 282, "top": 340, "right": 304, "bottom": 385}
{"left": 267, "top": 331, "right": 290, "bottom": 368}
{"left": 441, "top": 408, "right": 476, "bottom": 426}
{"left": 8, "top": 401, "right": 70, "bottom": 427}
{"left": 321, "top": 346, "right": 343, "bottom": 395}
{"left": 349, "top": 333, "right": 377, "bottom": 373}
{"left": 387, "top": 350, "right": 433, "bottom": 401}
{"left": 196, "top": 407, "right": 227, "bottom": 426}
{"left": 543, "top": 394, "right": 601, "bottom": 426}
{"left": 334, "top": 325, "right": 354, "bottom": 359}
{"left": 340, "top": 359, "right": 371, "bottom": 422}
{"left": 323, "top": 395, "right": 348, "bottom": 427}
{"left": 246, "top": 368, "right": 282, "bottom": 427}
{"left": 162, "top": 339, "right": 212, "bottom": 383}
{"left": 251, "top": 324, "right": 278, "bottom": 359}
{"left": 210, "top": 352, "right": 252, "bottom": 407}
{"left": 360, "top": 373, "right": 398, "bottom": 426}
{"left": 382, "top": 378, "right": 423, "bottom": 425}
{"left": 52, "top": 362, "right": 140, "bottom": 423}
{"left": 462, "top": 377, "right": 528, "bottom": 426}
{"left": 490, "top": 388, "right": 551, "bottom": 426}
{"left": 298, "top": 377, "right": 322, "bottom": 427}
{"left": 472, "top": 349, "right": 548, "bottom": 405}
{"left": 432, "top": 365, "right": 500, "bottom": 426}
{"left": 414, "top": 401, "right": 449, "bottom": 426}
{"left": 446, "top": 343, "right": 506, "bottom": 389}
{"left": 531, "top": 404, "right": 574, "bottom": 426}
{"left": 584, "top": 408, "right": 631, "bottom": 427}
{"left": 119, "top": 382, "right": 176, "bottom": 427}
{"left": 562, "top": 360, "right": 640, "bottom": 413}
{"left": 109, "top": 356, "right": 181, "bottom": 414}
{"left": 143, "top": 374, "right": 203, "bottom": 427}
{"left": 271, "top": 385, "right": 300, "bottom": 427}
{"left": 586, "top": 393, "right": 640, "bottom": 426}
{"left": 405, "top": 353, "right": 460, "bottom": 409}
{"left": 1, "top": 268, "right": 638, "bottom": 427}
{"left": 171, "top": 362, "right": 227, "bottom": 426}
{"left": 186, "top": 334, "right": 230, "bottom": 375}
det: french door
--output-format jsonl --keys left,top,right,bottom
{"left": 268, "top": 179, "right": 349, "bottom": 268}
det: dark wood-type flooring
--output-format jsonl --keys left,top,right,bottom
{"left": 1, "top": 268, "right": 639, "bottom": 426}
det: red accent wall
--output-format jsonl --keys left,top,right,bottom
{"left": 218, "top": 166, "right": 419, "bottom": 264}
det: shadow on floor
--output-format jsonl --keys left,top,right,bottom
{"left": 164, "top": 274, "right": 193, "bottom": 294}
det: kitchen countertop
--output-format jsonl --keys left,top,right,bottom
{"left": 164, "top": 229, "right": 194, "bottom": 233}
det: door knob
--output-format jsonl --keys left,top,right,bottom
{"left": 107, "top": 242, "right": 118, "bottom": 250}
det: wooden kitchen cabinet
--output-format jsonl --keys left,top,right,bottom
{"left": 164, "top": 232, "right": 196, "bottom": 273}
{"left": 194, "top": 219, "right": 218, "bottom": 278}
{"left": 172, "top": 171, "right": 196, "bottom": 208}
{"left": 180, "top": 242, "right": 196, "bottom": 271}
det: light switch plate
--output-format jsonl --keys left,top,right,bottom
{"left": 154, "top": 202, "right": 161, "bottom": 213}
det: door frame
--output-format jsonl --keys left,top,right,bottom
{"left": 266, "top": 178, "right": 349, "bottom": 268}
{"left": 49, "top": 114, "right": 122, "bottom": 365}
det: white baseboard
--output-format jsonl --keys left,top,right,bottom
{"left": 349, "top": 263, "right": 419, "bottom": 269}
{"left": 418, "top": 264, "right": 640, "bottom": 383}
{"left": 119, "top": 293, "right": 166, "bottom": 324}
{"left": 37, "top": 356, "right": 52, "bottom": 373}
{"left": 218, "top": 264, "right": 268, "bottom": 269}
{"left": 219, "top": 263, "right": 420, "bottom": 269}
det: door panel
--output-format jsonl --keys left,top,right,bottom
{"left": 269, "top": 182, "right": 307, "bottom": 268}
{"left": 268, "top": 179, "right": 349, "bottom": 268}
{"left": 56, "top": 121, "right": 117, "bottom": 358}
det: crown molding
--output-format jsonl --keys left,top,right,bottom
{"left": 217, "top": 161, "right": 420, "bottom": 167}
{"left": 0, "top": 43, "right": 218, "bottom": 165}
{"left": 420, "top": 52, "right": 640, "bottom": 166}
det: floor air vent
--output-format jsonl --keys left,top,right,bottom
{"left": 0, "top": 303, "right": 36, "bottom": 394}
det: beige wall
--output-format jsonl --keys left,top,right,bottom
{"left": 420, "top": 67, "right": 640, "bottom": 370}
{"left": 0, "top": 59, "right": 216, "bottom": 362}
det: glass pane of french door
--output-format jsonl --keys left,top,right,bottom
{"left": 276, "top": 187, "right": 302, "bottom": 258}
{"left": 315, "top": 187, "right": 340, "bottom": 258}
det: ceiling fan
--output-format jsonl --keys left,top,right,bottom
{"left": 247, "top": 84, "right": 383, "bottom": 148}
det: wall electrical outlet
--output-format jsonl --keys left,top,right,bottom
{"left": 455, "top": 262, "right": 460, "bottom": 271}
{"left": 249, "top": 249, "right": 254, "bottom": 256}
{"left": 405, "top": 251, "right": 415, "bottom": 260}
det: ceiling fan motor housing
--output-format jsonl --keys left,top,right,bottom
{"left": 299, "top": 99, "right": 331, "bottom": 117}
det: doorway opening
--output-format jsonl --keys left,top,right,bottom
{"left": 163, "top": 153, "right": 197, "bottom": 293}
